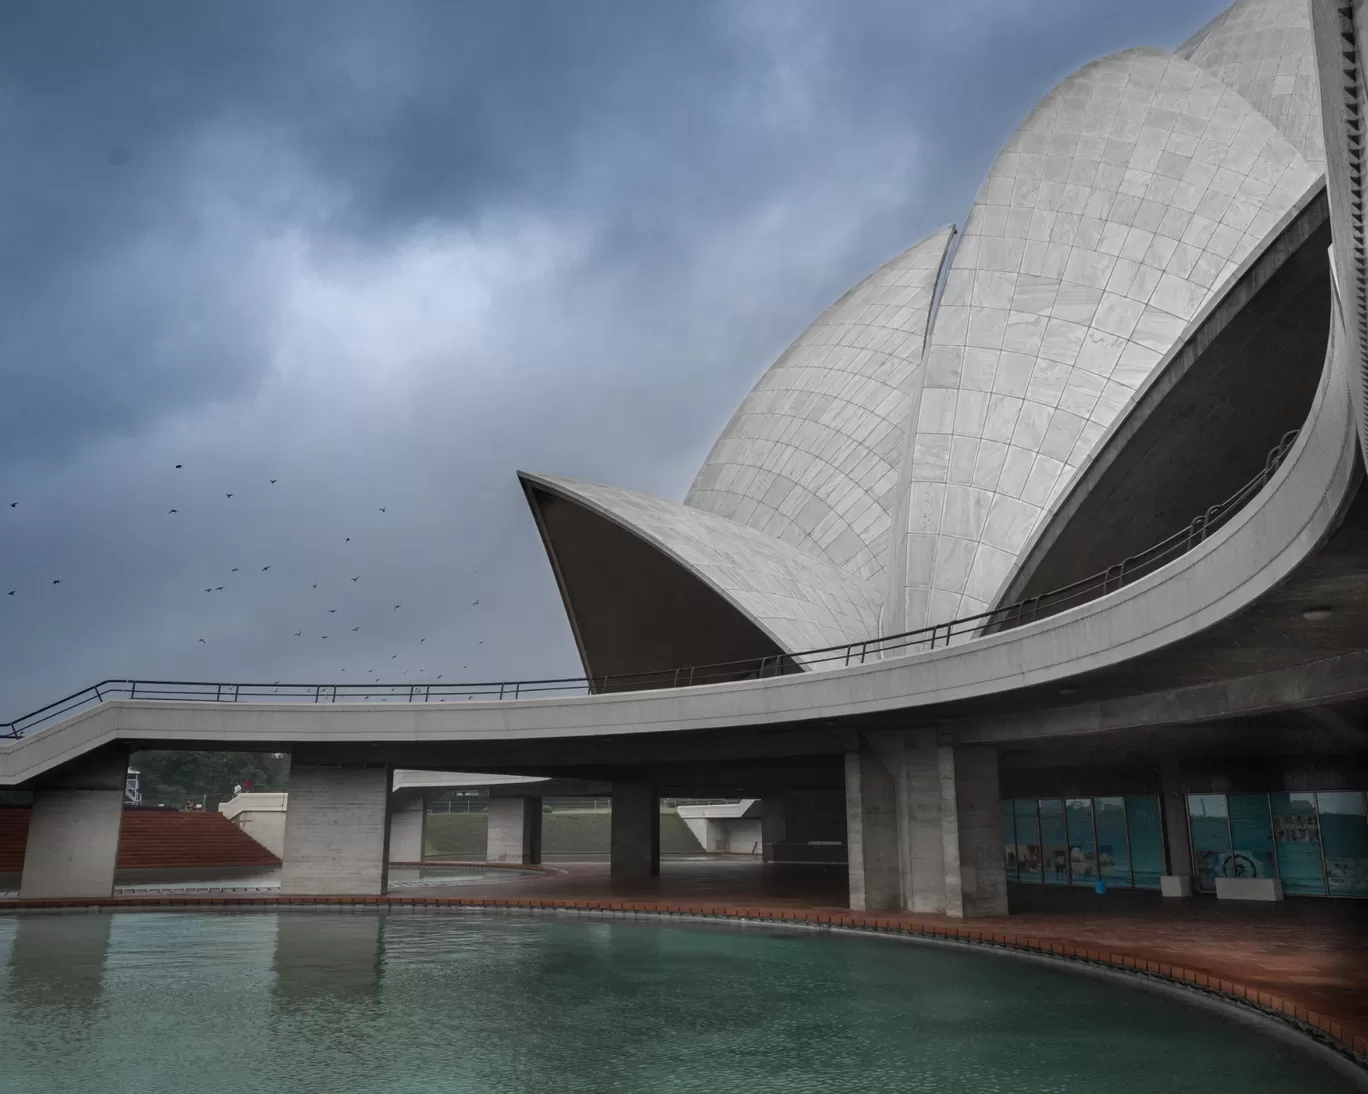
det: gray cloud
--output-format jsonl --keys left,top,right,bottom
{"left": 0, "top": 0, "right": 1226, "bottom": 718}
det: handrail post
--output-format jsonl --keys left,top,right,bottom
{"left": 313, "top": 686, "right": 321, "bottom": 704}
{"left": 498, "top": 683, "right": 505, "bottom": 700}
{"left": 513, "top": 682, "right": 521, "bottom": 699}
{"left": 129, "top": 682, "right": 136, "bottom": 700}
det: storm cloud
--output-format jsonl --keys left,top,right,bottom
{"left": 0, "top": 0, "right": 1224, "bottom": 716}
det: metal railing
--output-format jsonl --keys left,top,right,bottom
{"left": 0, "top": 430, "right": 1300, "bottom": 741}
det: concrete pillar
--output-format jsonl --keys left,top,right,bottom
{"left": 20, "top": 745, "right": 130, "bottom": 899}
{"left": 281, "top": 763, "right": 391, "bottom": 895}
{"left": 1160, "top": 755, "right": 1193, "bottom": 893}
{"left": 859, "top": 732, "right": 1007, "bottom": 918}
{"left": 387, "top": 789, "right": 427, "bottom": 864}
{"left": 760, "top": 797, "right": 787, "bottom": 862}
{"left": 610, "top": 782, "right": 659, "bottom": 878}
{"left": 845, "top": 744, "right": 901, "bottom": 911}
{"left": 938, "top": 742, "right": 1008, "bottom": 918}
{"left": 486, "top": 796, "right": 543, "bottom": 864}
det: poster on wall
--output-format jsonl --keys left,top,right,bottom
{"left": 1325, "top": 857, "right": 1368, "bottom": 891}
{"left": 1272, "top": 812, "right": 1320, "bottom": 843}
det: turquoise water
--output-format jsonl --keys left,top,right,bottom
{"left": 0, "top": 911, "right": 1361, "bottom": 1093}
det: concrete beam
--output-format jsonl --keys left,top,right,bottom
{"left": 610, "top": 782, "right": 658, "bottom": 878}
{"left": 486, "top": 796, "right": 543, "bottom": 865}
{"left": 19, "top": 745, "right": 129, "bottom": 900}
{"left": 281, "top": 763, "right": 391, "bottom": 895}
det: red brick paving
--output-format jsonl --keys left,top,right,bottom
{"left": 2, "top": 858, "right": 1365, "bottom": 1064}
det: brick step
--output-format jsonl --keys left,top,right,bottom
{"left": 0, "top": 807, "right": 280, "bottom": 872}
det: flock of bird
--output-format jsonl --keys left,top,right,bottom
{"left": 4, "top": 464, "right": 491, "bottom": 685}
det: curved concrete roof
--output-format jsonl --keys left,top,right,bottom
{"left": 1180, "top": 0, "right": 1324, "bottom": 170}
{"left": 685, "top": 227, "right": 955, "bottom": 585}
{"left": 523, "top": 472, "right": 882, "bottom": 658}
{"left": 888, "top": 46, "right": 1319, "bottom": 632}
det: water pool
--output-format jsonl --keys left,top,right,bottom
{"left": 0, "top": 911, "right": 1360, "bottom": 1093}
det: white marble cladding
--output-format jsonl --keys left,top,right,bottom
{"left": 528, "top": 473, "right": 882, "bottom": 657}
{"left": 1180, "top": 0, "right": 1325, "bottom": 170}
{"left": 895, "top": 46, "right": 1318, "bottom": 631}
{"left": 686, "top": 227, "right": 954, "bottom": 584}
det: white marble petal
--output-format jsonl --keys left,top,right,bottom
{"left": 889, "top": 45, "right": 1319, "bottom": 631}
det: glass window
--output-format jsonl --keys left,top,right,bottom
{"left": 1125, "top": 796, "right": 1165, "bottom": 889}
{"left": 1066, "top": 798, "right": 1097, "bottom": 885}
{"left": 1039, "top": 799, "right": 1069, "bottom": 885}
{"left": 1001, "top": 800, "right": 1017, "bottom": 882}
{"left": 1187, "top": 794, "right": 1231, "bottom": 893}
{"left": 1013, "top": 800, "right": 1041, "bottom": 883}
{"left": 1317, "top": 791, "right": 1368, "bottom": 898}
{"left": 1094, "top": 796, "right": 1131, "bottom": 888}
{"left": 1227, "top": 793, "right": 1276, "bottom": 879}
{"left": 1271, "top": 792, "right": 1326, "bottom": 896}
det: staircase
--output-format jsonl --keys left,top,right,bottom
{"left": 0, "top": 807, "right": 280, "bottom": 873}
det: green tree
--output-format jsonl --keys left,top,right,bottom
{"left": 130, "top": 750, "right": 290, "bottom": 807}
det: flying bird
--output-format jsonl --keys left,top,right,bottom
{"left": 8, "top": 502, "right": 15, "bottom": 508}
{"left": 352, "top": 626, "right": 359, "bottom": 632}
{"left": 345, "top": 537, "right": 351, "bottom": 542}
{"left": 215, "top": 586, "right": 223, "bottom": 591}
{"left": 478, "top": 640, "right": 484, "bottom": 645}
{"left": 175, "top": 464, "right": 182, "bottom": 469}
{"left": 293, "top": 631, "right": 302, "bottom": 637}
{"left": 391, "top": 654, "right": 397, "bottom": 659}
{"left": 393, "top": 604, "right": 401, "bottom": 610}
{"left": 420, "top": 637, "right": 426, "bottom": 643}
{"left": 437, "top": 675, "right": 443, "bottom": 680}
{"left": 168, "top": 509, "right": 178, "bottom": 514}
{"left": 270, "top": 479, "right": 277, "bottom": 484}
{"left": 261, "top": 566, "right": 270, "bottom": 572}
{"left": 350, "top": 576, "right": 359, "bottom": 582}
{"left": 225, "top": 493, "right": 233, "bottom": 498}
{"left": 327, "top": 609, "right": 338, "bottom": 613}
{"left": 7, "top": 591, "right": 13, "bottom": 596}
{"left": 312, "top": 583, "right": 317, "bottom": 588}
{"left": 205, "top": 588, "right": 212, "bottom": 593}
{"left": 231, "top": 568, "right": 239, "bottom": 572}
{"left": 472, "top": 600, "right": 479, "bottom": 605}
{"left": 51, "top": 579, "right": 60, "bottom": 585}
{"left": 378, "top": 507, "right": 386, "bottom": 513}
{"left": 322, "top": 635, "right": 328, "bottom": 640}
{"left": 198, "top": 638, "right": 205, "bottom": 643}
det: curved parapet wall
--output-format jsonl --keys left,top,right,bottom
{"left": 686, "top": 227, "right": 955, "bottom": 585}
{"left": 891, "top": 46, "right": 1319, "bottom": 631}
{"left": 521, "top": 472, "right": 882, "bottom": 677}
{"left": 1180, "top": 0, "right": 1325, "bottom": 170}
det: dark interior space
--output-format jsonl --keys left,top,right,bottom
{"left": 523, "top": 482, "right": 789, "bottom": 688}
{"left": 1000, "top": 191, "right": 1331, "bottom": 610}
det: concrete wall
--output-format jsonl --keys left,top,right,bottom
{"left": 19, "top": 746, "right": 129, "bottom": 900}
{"left": 486, "top": 796, "right": 542, "bottom": 864}
{"left": 219, "top": 792, "right": 287, "bottom": 858}
{"left": 676, "top": 800, "right": 762, "bottom": 854}
{"left": 280, "top": 764, "right": 390, "bottom": 896}
{"left": 388, "top": 789, "right": 426, "bottom": 863}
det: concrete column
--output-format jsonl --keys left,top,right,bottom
{"left": 610, "top": 782, "right": 659, "bottom": 878}
{"left": 281, "top": 763, "right": 391, "bottom": 895}
{"left": 486, "top": 796, "right": 543, "bottom": 864}
{"left": 20, "top": 745, "right": 130, "bottom": 900}
{"left": 760, "top": 798, "right": 787, "bottom": 862}
{"left": 845, "top": 744, "right": 901, "bottom": 911}
{"left": 1160, "top": 755, "right": 1193, "bottom": 893}
{"left": 387, "top": 788, "right": 427, "bottom": 864}
{"left": 938, "top": 742, "right": 1008, "bottom": 918}
{"left": 883, "top": 730, "right": 949, "bottom": 913}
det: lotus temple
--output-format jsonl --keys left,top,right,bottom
{"left": 4, "top": 0, "right": 1368, "bottom": 1081}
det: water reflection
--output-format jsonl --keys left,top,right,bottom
{"left": 273, "top": 913, "right": 382, "bottom": 999}
{"left": 7, "top": 912, "right": 111, "bottom": 1011}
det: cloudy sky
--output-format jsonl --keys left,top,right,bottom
{"left": 0, "top": 0, "right": 1225, "bottom": 716}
